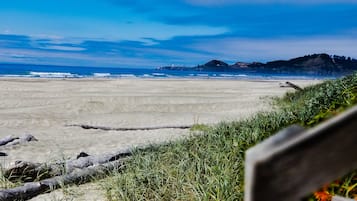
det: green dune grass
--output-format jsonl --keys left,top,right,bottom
{"left": 101, "top": 73, "right": 357, "bottom": 200}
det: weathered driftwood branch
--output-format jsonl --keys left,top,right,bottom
{"left": 279, "top": 81, "right": 303, "bottom": 91}
{"left": 2, "top": 144, "right": 159, "bottom": 200}
{"left": 0, "top": 135, "right": 37, "bottom": 158}
{"left": 0, "top": 134, "right": 37, "bottom": 147}
{"left": 63, "top": 150, "right": 131, "bottom": 172}
{"left": 66, "top": 124, "right": 192, "bottom": 131}
{"left": 6, "top": 135, "right": 37, "bottom": 146}
{"left": 0, "top": 136, "right": 18, "bottom": 146}
{"left": 4, "top": 149, "right": 132, "bottom": 182}
{"left": 0, "top": 159, "right": 126, "bottom": 201}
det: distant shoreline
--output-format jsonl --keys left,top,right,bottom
{"left": 0, "top": 76, "right": 331, "bottom": 82}
{"left": 0, "top": 60, "right": 348, "bottom": 80}
{"left": 0, "top": 71, "right": 338, "bottom": 80}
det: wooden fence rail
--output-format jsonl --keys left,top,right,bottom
{"left": 245, "top": 105, "right": 357, "bottom": 201}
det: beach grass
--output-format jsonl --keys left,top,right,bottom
{"left": 101, "top": 73, "right": 357, "bottom": 200}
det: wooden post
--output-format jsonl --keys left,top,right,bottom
{"left": 245, "top": 105, "right": 357, "bottom": 201}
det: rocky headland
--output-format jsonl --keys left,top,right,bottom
{"left": 158, "top": 53, "right": 357, "bottom": 75}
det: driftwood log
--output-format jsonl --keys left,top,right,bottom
{"left": 0, "top": 135, "right": 37, "bottom": 157}
{"left": 0, "top": 159, "right": 126, "bottom": 201}
{"left": 6, "top": 135, "right": 37, "bottom": 146}
{"left": 66, "top": 124, "right": 192, "bottom": 131}
{"left": 4, "top": 150, "right": 132, "bottom": 182}
{"left": 0, "top": 136, "right": 18, "bottom": 146}
{"left": 0, "top": 134, "right": 37, "bottom": 147}
{"left": 279, "top": 81, "right": 303, "bottom": 91}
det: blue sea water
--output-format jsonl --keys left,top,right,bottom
{"left": 0, "top": 63, "right": 340, "bottom": 80}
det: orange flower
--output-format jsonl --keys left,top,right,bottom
{"left": 314, "top": 191, "right": 332, "bottom": 201}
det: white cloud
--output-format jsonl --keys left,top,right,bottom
{"left": 40, "top": 45, "right": 86, "bottom": 51}
{"left": 0, "top": 46, "right": 206, "bottom": 67}
{"left": 189, "top": 36, "right": 357, "bottom": 62}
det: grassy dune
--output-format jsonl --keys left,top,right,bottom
{"left": 102, "top": 73, "right": 357, "bottom": 200}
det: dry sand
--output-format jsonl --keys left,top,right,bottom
{"left": 0, "top": 78, "right": 321, "bottom": 200}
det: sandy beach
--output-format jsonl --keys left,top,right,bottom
{"left": 0, "top": 78, "right": 322, "bottom": 165}
{"left": 0, "top": 78, "right": 321, "bottom": 200}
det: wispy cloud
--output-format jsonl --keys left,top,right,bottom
{"left": 0, "top": 33, "right": 215, "bottom": 67}
{"left": 188, "top": 36, "right": 357, "bottom": 62}
{"left": 1, "top": 33, "right": 357, "bottom": 67}
{"left": 40, "top": 45, "right": 86, "bottom": 51}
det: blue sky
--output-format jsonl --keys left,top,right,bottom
{"left": 1, "top": 0, "right": 357, "bottom": 68}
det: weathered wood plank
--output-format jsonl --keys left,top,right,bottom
{"left": 245, "top": 105, "right": 357, "bottom": 201}
{"left": 332, "top": 195, "right": 355, "bottom": 201}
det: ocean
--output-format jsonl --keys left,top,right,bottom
{"left": 0, "top": 63, "right": 339, "bottom": 79}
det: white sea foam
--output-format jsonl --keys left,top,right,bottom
{"left": 141, "top": 74, "right": 153, "bottom": 78}
{"left": 30, "top": 72, "right": 78, "bottom": 78}
{"left": 119, "top": 74, "right": 136, "bottom": 78}
{"left": 219, "top": 74, "right": 248, "bottom": 77}
{"left": 1, "top": 74, "right": 33, "bottom": 78}
{"left": 218, "top": 74, "right": 235, "bottom": 77}
{"left": 197, "top": 74, "right": 209, "bottom": 77}
{"left": 93, "top": 73, "right": 111, "bottom": 77}
{"left": 152, "top": 73, "right": 165, "bottom": 76}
